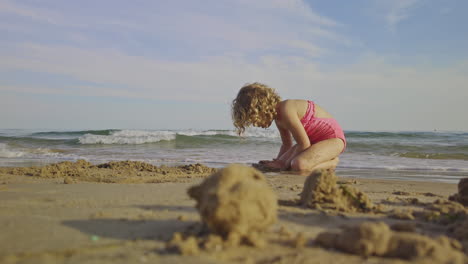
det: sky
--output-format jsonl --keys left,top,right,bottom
{"left": 1, "top": 0, "right": 467, "bottom": 131}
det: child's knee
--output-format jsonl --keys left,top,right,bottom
{"left": 290, "top": 158, "right": 309, "bottom": 171}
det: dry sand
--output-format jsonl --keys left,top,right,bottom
{"left": 0, "top": 160, "right": 466, "bottom": 264}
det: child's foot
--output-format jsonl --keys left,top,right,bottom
{"left": 252, "top": 162, "right": 282, "bottom": 172}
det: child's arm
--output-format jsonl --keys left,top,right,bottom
{"left": 256, "top": 117, "right": 293, "bottom": 168}
{"left": 278, "top": 100, "right": 311, "bottom": 168}
{"left": 276, "top": 124, "right": 293, "bottom": 159}
{"left": 257, "top": 124, "right": 292, "bottom": 166}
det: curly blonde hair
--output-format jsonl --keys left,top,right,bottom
{"left": 231, "top": 83, "right": 282, "bottom": 135}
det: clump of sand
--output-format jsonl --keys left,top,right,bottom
{"left": 187, "top": 164, "right": 277, "bottom": 247}
{"left": 167, "top": 232, "right": 247, "bottom": 255}
{"left": 389, "top": 209, "right": 415, "bottom": 220}
{"left": 450, "top": 177, "right": 468, "bottom": 206}
{"left": 316, "top": 221, "right": 466, "bottom": 263}
{"left": 414, "top": 199, "right": 468, "bottom": 224}
{"left": 166, "top": 232, "right": 201, "bottom": 256}
{"left": 0, "top": 160, "right": 217, "bottom": 183}
{"left": 299, "top": 169, "right": 376, "bottom": 213}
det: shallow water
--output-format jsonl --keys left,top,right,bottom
{"left": 1, "top": 128, "right": 467, "bottom": 183}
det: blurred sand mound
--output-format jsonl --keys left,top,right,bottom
{"left": 316, "top": 221, "right": 465, "bottom": 264}
{"left": 188, "top": 164, "right": 277, "bottom": 246}
{"left": 300, "top": 169, "right": 376, "bottom": 213}
{"left": 450, "top": 178, "right": 468, "bottom": 206}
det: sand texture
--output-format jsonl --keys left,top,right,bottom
{"left": 0, "top": 161, "right": 467, "bottom": 264}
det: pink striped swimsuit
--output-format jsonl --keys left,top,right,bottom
{"left": 300, "top": 101, "right": 346, "bottom": 152}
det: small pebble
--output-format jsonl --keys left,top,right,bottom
{"left": 64, "top": 177, "right": 74, "bottom": 184}
{"left": 293, "top": 232, "right": 307, "bottom": 248}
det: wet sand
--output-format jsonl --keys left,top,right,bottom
{"left": 0, "top": 161, "right": 465, "bottom": 264}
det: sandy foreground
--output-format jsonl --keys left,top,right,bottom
{"left": 0, "top": 160, "right": 466, "bottom": 264}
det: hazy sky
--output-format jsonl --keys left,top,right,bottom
{"left": 1, "top": 0, "right": 467, "bottom": 131}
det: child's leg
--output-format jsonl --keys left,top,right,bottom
{"left": 290, "top": 138, "right": 344, "bottom": 172}
{"left": 309, "top": 157, "right": 339, "bottom": 171}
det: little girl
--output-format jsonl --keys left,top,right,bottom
{"left": 231, "top": 82, "right": 346, "bottom": 172}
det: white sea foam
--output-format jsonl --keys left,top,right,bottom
{"left": 0, "top": 143, "right": 74, "bottom": 159}
{"left": 0, "top": 143, "right": 25, "bottom": 158}
{"left": 77, "top": 129, "right": 279, "bottom": 144}
{"left": 177, "top": 130, "right": 234, "bottom": 136}
{"left": 177, "top": 128, "right": 280, "bottom": 138}
{"left": 242, "top": 128, "right": 280, "bottom": 138}
{"left": 78, "top": 130, "right": 176, "bottom": 144}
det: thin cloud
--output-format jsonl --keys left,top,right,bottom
{"left": 236, "top": 0, "right": 338, "bottom": 27}
{"left": 371, "top": 0, "right": 420, "bottom": 32}
{"left": 0, "top": 0, "right": 342, "bottom": 59}
{"left": 0, "top": 0, "right": 61, "bottom": 25}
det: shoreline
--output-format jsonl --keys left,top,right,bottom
{"left": 0, "top": 159, "right": 466, "bottom": 184}
{"left": 336, "top": 167, "right": 467, "bottom": 184}
{"left": 0, "top": 161, "right": 465, "bottom": 264}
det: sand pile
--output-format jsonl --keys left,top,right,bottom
{"left": 316, "top": 221, "right": 466, "bottom": 263}
{"left": 187, "top": 164, "right": 277, "bottom": 247}
{"left": 419, "top": 199, "right": 468, "bottom": 223}
{"left": 300, "top": 169, "right": 376, "bottom": 213}
{"left": 450, "top": 177, "right": 468, "bottom": 206}
{"left": 7, "top": 159, "right": 93, "bottom": 179}
{"left": 450, "top": 219, "right": 468, "bottom": 242}
{"left": 0, "top": 160, "right": 217, "bottom": 183}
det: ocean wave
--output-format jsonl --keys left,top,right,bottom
{"left": 397, "top": 152, "right": 468, "bottom": 161}
{"left": 177, "top": 128, "right": 279, "bottom": 138}
{"left": 242, "top": 128, "right": 279, "bottom": 138}
{"left": 76, "top": 129, "right": 280, "bottom": 145}
{"left": 346, "top": 141, "right": 468, "bottom": 160}
{"left": 0, "top": 136, "right": 74, "bottom": 147}
{"left": 0, "top": 143, "right": 72, "bottom": 159}
{"left": 339, "top": 164, "right": 468, "bottom": 172}
{"left": 78, "top": 130, "right": 176, "bottom": 145}
{"left": 345, "top": 131, "right": 468, "bottom": 140}
{"left": 32, "top": 129, "right": 118, "bottom": 137}
{"left": 177, "top": 130, "right": 236, "bottom": 137}
{"left": 0, "top": 143, "right": 25, "bottom": 158}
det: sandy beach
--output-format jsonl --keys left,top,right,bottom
{"left": 0, "top": 160, "right": 466, "bottom": 264}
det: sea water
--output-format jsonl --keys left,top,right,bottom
{"left": 0, "top": 128, "right": 467, "bottom": 183}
